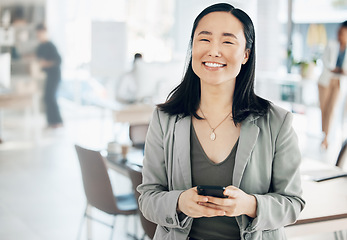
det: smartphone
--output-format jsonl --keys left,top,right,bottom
{"left": 197, "top": 185, "right": 227, "bottom": 198}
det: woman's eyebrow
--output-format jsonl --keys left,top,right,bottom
{"left": 197, "top": 30, "right": 212, "bottom": 36}
{"left": 197, "top": 30, "right": 237, "bottom": 39}
{"left": 223, "top": 32, "right": 238, "bottom": 39}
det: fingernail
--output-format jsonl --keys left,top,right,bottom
{"left": 225, "top": 190, "right": 231, "bottom": 195}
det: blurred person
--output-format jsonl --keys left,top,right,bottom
{"left": 10, "top": 6, "right": 27, "bottom": 60}
{"left": 318, "top": 20, "right": 347, "bottom": 149}
{"left": 137, "top": 3, "right": 304, "bottom": 240}
{"left": 116, "top": 53, "right": 143, "bottom": 103}
{"left": 35, "top": 23, "right": 63, "bottom": 128}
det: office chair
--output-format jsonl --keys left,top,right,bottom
{"left": 129, "top": 124, "right": 149, "bottom": 152}
{"left": 127, "top": 164, "right": 157, "bottom": 240}
{"left": 75, "top": 145, "right": 138, "bottom": 240}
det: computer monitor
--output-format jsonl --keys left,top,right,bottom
{"left": 0, "top": 53, "right": 11, "bottom": 89}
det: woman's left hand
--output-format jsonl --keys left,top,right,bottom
{"left": 198, "top": 185, "right": 257, "bottom": 218}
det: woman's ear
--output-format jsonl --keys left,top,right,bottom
{"left": 242, "top": 49, "right": 250, "bottom": 65}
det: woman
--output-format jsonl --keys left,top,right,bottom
{"left": 138, "top": 3, "right": 305, "bottom": 240}
{"left": 318, "top": 21, "right": 347, "bottom": 149}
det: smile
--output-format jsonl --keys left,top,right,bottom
{"left": 203, "top": 62, "right": 226, "bottom": 68}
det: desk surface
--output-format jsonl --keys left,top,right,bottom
{"left": 112, "top": 103, "right": 154, "bottom": 124}
{"left": 293, "top": 159, "right": 347, "bottom": 225}
{"left": 0, "top": 78, "right": 38, "bottom": 109}
{"left": 0, "top": 92, "right": 36, "bottom": 108}
{"left": 105, "top": 149, "right": 143, "bottom": 176}
{"left": 296, "top": 177, "right": 347, "bottom": 224}
{"left": 285, "top": 160, "right": 347, "bottom": 237}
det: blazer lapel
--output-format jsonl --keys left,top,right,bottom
{"left": 174, "top": 115, "right": 192, "bottom": 189}
{"left": 233, "top": 116, "right": 259, "bottom": 188}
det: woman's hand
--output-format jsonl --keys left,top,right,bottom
{"left": 198, "top": 185, "right": 257, "bottom": 218}
{"left": 177, "top": 187, "right": 226, "bottom": 218}
{"left": 331, "top": 67, "right": 343, "bottom": 74}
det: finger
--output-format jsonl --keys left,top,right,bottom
{"left": 196, "top": 204, "right": 226, "bottom": 217}
{"left": 200, "top": 202, "right": 239, "bottom": 217}
{"left": 182, "top": 199, "right": 207, "bottom": 218}
{"left": 206, "top": 196, "right": 232, "bottom": 206}
{"left": 199, "top": 203, "right": 235, "bottom": 215}
{"left": 191, "top": 188, "right": 209, "bottom": 203}
{"left": 198, "top": 202, "right": 223, "bottom": 210}
{"left": 187, "top": 201, "right": 224, "bottom": 218}
{"left": 224, "top": 186, "right": 239, "bottom": 198}
{"left": 194, "top": 194, "right": 209, "bottom": 203}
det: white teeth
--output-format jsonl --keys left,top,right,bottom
{"left": 204, "top": 62, "right": 224, "bottom": 68}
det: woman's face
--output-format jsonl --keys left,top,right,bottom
{"left": 192, "top": 11, "right": 249, "bottom": 86}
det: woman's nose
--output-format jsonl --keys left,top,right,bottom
{"left": 208, "top": 42, "right": 222, "bottom": 57}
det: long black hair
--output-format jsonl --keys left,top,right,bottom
{"left": 158, "top": 3, "right": 270, "bottom": 125}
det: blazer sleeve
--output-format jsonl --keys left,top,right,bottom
{"left": 137, "top": 109, "right": 190, "bottom": 229}
{"left": 249, "top": 112, "right": 305, "bottom": 231}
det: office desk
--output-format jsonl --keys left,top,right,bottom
{"left": 285, "top": 160, "right": 347, "bottom": 237}
{"left": 105, "top": 149, "right": 143, "bottom": 176}
{"left": 106, "top": 154, "right": 347, "bottom": 238}
{"left": 0, "top": 76, "right": 39, "bottom": 109}
{"left": 112, "top": 103, "right": 154, "bottom": 124}
{"left": 0, "top": 82, "right": 40, "bottom": 141}
{"left": 0, "top": 92, "right": 38, "bottom": 109}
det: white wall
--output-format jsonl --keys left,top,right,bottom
{"left": 256, "top": 0, "right": 282, "bottom": 72}
{"left": 46, "top": 0, "right": 68, "bottom": 67}
{"left": 91, "top": 21, "right": 127, "bottom": 80}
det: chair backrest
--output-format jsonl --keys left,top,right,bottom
{"left": 336, "top": 139, "right": 347, "bottom": 171}
{"left": 129, "top": 124, "right": 149, "bottom": 150}
{"left": 127, "top": 164, "right": 156, "bottom": 239}
{"left": 75, "top": 145, "right": 119, "bottom": 214}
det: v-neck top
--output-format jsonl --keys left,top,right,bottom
{"left": 189, "top": 124, "right": 240, "bottom": 240}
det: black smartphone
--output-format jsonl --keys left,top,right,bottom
{"left": 197, "top": 185, "right": 227, "bottom": 198}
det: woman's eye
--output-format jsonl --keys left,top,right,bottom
{"left": 224, "top": 41, "right": 233, "bottom": 45}
{"left": 200, "top": 39, "right": 210, "bottom": 42}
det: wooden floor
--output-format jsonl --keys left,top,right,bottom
{"left": 0, "top": 99, "right": 345, "bottom": 240}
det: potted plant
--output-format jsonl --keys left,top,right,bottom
{"left": 294, "top": 59, "right": 317, "bottom": 79}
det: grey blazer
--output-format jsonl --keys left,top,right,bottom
{"left": 138, "top": 103, "right": 305, "bottom": 240}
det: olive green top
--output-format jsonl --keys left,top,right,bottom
{"left": 189, "top": 124, "right": 240, "bottom": 240}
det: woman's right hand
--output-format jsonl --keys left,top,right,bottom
{"left": 331, "top": 67, "right": 343, "bottom": 74}
{"left": 177, "top": 187, "right": 226, "bottom": 218}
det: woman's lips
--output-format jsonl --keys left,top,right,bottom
{"left": 203, "top": 61, "right": 226, "bottom": 70}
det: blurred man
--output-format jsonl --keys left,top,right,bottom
{"left": 116, "top": 53, "right": 143, "bottom": 103}
{"left": 35, "top": 24, "right": 63, "bottom": 128}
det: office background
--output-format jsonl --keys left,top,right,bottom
{"left": 0, "top": 0, "right": 347, "bottom": 239}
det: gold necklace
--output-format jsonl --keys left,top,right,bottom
{"left": 199, "top": 108, "right": 232, "bottom": 141}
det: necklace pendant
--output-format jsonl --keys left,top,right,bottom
{"left": 210, "top": 131, "right": 216, "bottom": 141}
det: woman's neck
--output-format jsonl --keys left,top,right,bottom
{"left": 199, "top": 80, "right": 235, "bottom": 115}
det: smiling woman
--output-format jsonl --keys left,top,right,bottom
{"left": 138, "top": 3, "right": 305, "bottom": 240}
